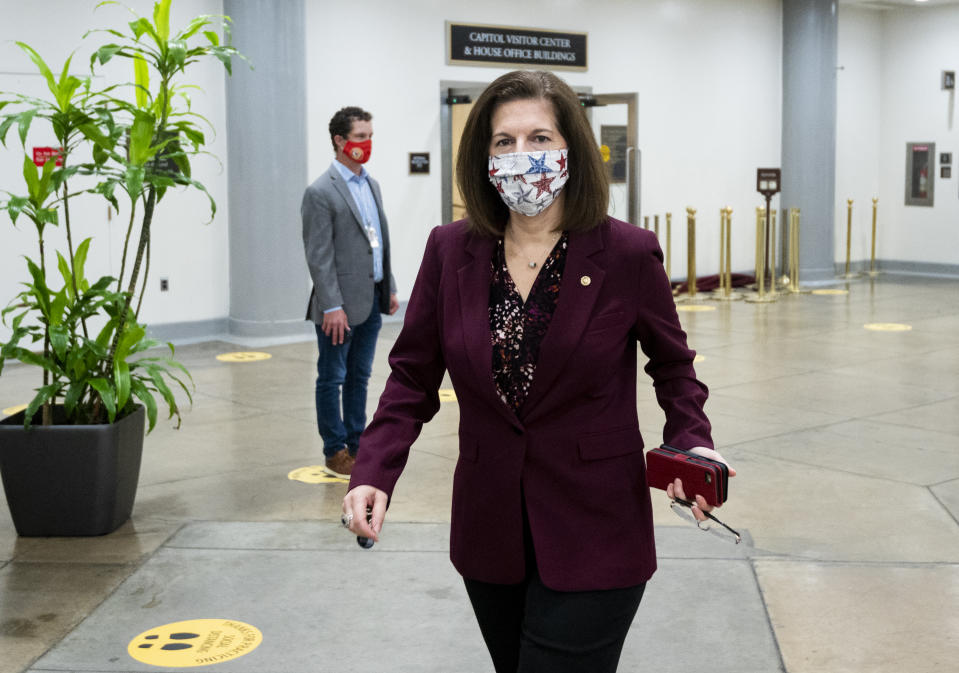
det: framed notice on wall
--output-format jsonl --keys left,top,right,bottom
{"left": 600, "top": 125, "right": 627, "bottom": 183}
{"left": 905, "top": 142, "right": 935, "bottom": 207}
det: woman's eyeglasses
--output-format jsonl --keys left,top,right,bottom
{"left": 670, "top": 497, "right": 741, "bottom": 544}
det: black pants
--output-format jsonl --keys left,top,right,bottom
{"left": 464, "top": 571, "right": 645, "bottom": 673}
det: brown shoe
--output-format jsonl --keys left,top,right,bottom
{"left": 325, "top": 448, "right": 355, "bottom": 478}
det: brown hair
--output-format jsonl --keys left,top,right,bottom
{"left": 456, "top": 70, "right": 609, "bottom": 236}
{"left": 329, "top": 106, "right": 372, "bottom": 152}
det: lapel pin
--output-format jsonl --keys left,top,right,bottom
{"left": 580, "top": 275, "right": 591, "bottom": 287}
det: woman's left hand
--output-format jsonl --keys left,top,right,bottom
{"left": 665, "top": 446, "right": 736, "bottom": 523}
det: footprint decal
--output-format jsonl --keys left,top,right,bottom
{"left": 128, "top": 620, "right": 262, "bottom": 667}
{"left": 137, "top": 632, "right": 201, "bottom": 650}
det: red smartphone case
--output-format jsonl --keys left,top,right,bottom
{"left": 645, "top": 444, "right": 728, "bottom": 506}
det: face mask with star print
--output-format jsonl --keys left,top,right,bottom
{"left": 488, "top": 149, "right": 569, "bottom": 217}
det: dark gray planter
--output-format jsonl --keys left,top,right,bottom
{"left": 0, "top": 405, "right": 145, "bottom": 536}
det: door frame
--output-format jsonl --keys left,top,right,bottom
{"left": 592, "top": 92, "right": 639, "bottom": 226}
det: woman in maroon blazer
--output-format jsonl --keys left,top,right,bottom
{"left": 342, "top": 70, "right": 734, "bottom": 673}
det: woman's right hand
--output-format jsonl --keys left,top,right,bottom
{"left": 342, "top": 485, "right": 389, "bottom": 542}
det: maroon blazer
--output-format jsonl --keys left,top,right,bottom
{"left": 350, "top": 217, "right": 712, "bottom": 591}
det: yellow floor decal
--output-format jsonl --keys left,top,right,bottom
{"left": 2, "top": 404, "right": 27, "bottom": 417}
{"left": 288, "top": 466, "right": 348, "bottom": 484}
{"left": 128, "top": 619, "right": 262, "bottom": 667}
{"left": 677, "top": 305, "right": 717, "bottom": 312}
{"left": 811, "top": 289, "right": 849, "bottom": 295}
{"left": 864, "top": 322, "right": 912, "bottom": 332}
{"left": 439, "top": 389, "right": 458, "bottom": 402}
{"left": 694, "top": 354, "right": 706, "bottom": 363}
{"left": 215, "top": 352, "right": 272, "bottom": 363}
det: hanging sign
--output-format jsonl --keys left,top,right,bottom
{"left": 447, "top": 22, "right": 587, "bottom": 71}
{"left": 756, "top": 168, "right": 781, "bottom": 196}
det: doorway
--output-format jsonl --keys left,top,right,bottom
{"left": 440, "top": 82, "right": 640, "bottom": 226}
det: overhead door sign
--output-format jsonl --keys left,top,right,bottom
{"left": 447, "top": 22, "right": 587, "bottom": 71}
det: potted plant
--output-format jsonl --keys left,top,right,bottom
{"left": 0, "top": 0, "right": 239, "bottom": 536}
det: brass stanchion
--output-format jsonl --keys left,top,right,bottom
{"left": 687, "top": 208, "right": 697, "bottom": 298}
{"left": 746, "top": 205, "right": 777, "bottom": 303}
{"left": 840, "top": 198, "right": 859, "bottom": 279}
{"left": 869, "top": 197, "right": 879, "bottom": 277}
{"left": 753, "top": 207, "right": 763, "bottom": 288}
{"left": 786, "top": 208, "right": 808, "bottom": 294}
{"left": 676, "top": 207, "right": 699, "bottom": 302}
{"left": 769, "top": 208, "right": 778, "bottom": 293}
{"left": 665, "top": 212, "right": 672, "bottom": 280}
{"left": 711, "top": 207, "right": 742, "bottom": 302}
{"left": 644, "top": 215, "right": 650, "bottom": 230}
{"left": 780, "top": 208, "right": 788, "bottom": 287}
{"left": 654, "top": 214, "right": 660, "bottom": 240}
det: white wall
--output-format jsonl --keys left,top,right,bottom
{"left": 5, "top": 1, "right": 955, "bottom": 349}
{"left": 836, "top": 7, "right": 882, "bottom": 266}
{"left": 0, "top": 0, "right": 230, "bottom": 342}
{"left": 304, "top": 0, "right": 783, "bottom": 293}
{"left": 876, "top": 5, "right": 959, "bottom": 267}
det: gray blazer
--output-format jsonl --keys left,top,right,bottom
{"left": 302, "top": 164, "right": 396, "bottom": 326}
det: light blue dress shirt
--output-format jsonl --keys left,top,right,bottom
{"left": 332, "top": 160, "right": 384, "bottom": 283}
{"left": 324, "top": 160, "right": 386, "bottom": 316}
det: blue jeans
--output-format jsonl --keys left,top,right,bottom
{"left": 314, "top": 289, "right": 382, "bottom": 458}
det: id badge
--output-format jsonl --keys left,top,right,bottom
{"left": 366, "top": 225, "right": 380, "bottom": 249}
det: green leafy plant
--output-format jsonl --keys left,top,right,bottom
{"left": 0, "top": 0, "right": 240, "bottom": 431}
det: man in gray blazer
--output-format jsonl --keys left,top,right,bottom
{"left": 302, "top": 106, "right": 398, "bottom": 477}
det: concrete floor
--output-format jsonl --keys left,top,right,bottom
{"left": 1, "top": 273, "right": 958, "bottom": 672}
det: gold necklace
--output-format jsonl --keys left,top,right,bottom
{"left": 506, "top": 231, "right": 561, "bottom": 269}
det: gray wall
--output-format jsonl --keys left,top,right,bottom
{"left": 224, "top": 0, "right": 312, "bottom": 338}
{"left": 781, "top": 0, "right": 839, "bottom": 282}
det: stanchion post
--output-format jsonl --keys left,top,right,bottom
{"left": 726, "top": 208, "right": 733, "bottom": 295}
{"left": 746, "top": 205, "right": 778, "bottom": 303}
{"left": 789, "top": 208, "right": 800, "bottom": 292}
{"left": 686, "top": 207, "right": 697, "bottom": 298}
{"left": 666, "top": 212, "right": 672, "bottom": 280}
{"left": 710, "top": 207, "right": 740, "bottom": 302}
{"left": 844, "top": 198, "right": 853, "bottom": 277}
{"left": 769, "top": 209, "right": 777, "bottom": 294}
{"left": 750, "top": 168, "right": 781, "bottom": 303}
{"left": 869, "top": 197, "right": 879, "bottom": 277}
{"left": 644, "top": 215, "right": 650, "bottom": 230}
{"left": 718, "top": 208, "right": 727, "bottom": 295}
{"left": 654, "top": 214, "right": 660, "bottom": 240}
{"left": 756, "top": 210, "right": 766, "bottom": 298}
{"left": 754, "top": 207, "right": 763, "bottom": 287}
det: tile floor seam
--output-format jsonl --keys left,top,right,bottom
{"left": 928, "top": 487, "right": 959, "bottom": 529}
{"left": 721, "top": 416, "right": 855, "bottom": 446}
{"left": 161, "top": 546, "right": 450, "bottom": 554}
{"left": 747, "top": 559, "right": 789, "bottom": 673}
{"left": 930, "top": 475, "right": 959, "bottom": 487}
{"left": 734, "top": 447, "right": 933, "bottom": 487}
{"left": 749, "top": 557, "right": 959, "bottom": 568}
{"left": 861, "top": 391, "right": 959, "bottom": 418}
{"left": 172, "top": 409, "right": 277, "bottom": 428}
{"left": 9, "top": 554, "right": 173, "bottom": 673}
{"left": 138, "top": 461, "right": 324, "bottom": 488}
{"left": 714, "top": 383, "right": 956, "bottom": 417}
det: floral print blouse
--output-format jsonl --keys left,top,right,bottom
{"left": 489, "top": 233, "right": 569, "bottom": 413}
